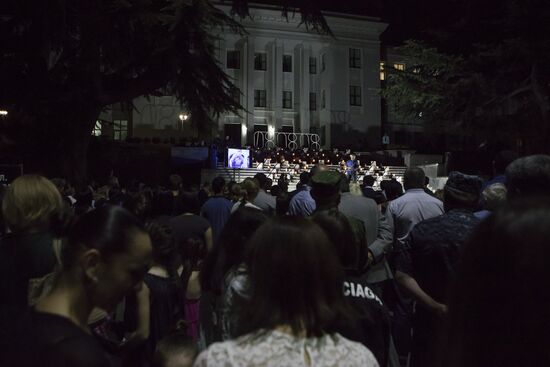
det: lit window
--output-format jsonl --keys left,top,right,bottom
{"left": 254, "top": 53, "right": 266, "bottom": 71}
{"left": 350, "top": 86, "right": 362, "bottom": 106}
{"left": 227, "top": 50, "right": 240, "bottom": 69}
{"left": 283, "top": 55, "right": 292, "bottom": 72}
{"left": 93, "top": 120, "right": 102, "bottom": 136}
{"left": 380, "top": 62, "right": 385, "bottom": 80}
{"left": 394, "top": 63, "right": 405, "bottom": 71}
{"left": 283, "top": 91, "right": 292, "bottom": 109}
{"left": 309, "top": 57, "right": 317, "bottom": 74}
{"left": 113, "top": 120, "right": 128, "bottom": 141}
{"left": 349, "top": 48, "right": 361, "bottom": 68}
{"left": 309, "top": 93, "right": 316, "bottom": 111}
{"left": 254, "top": 90, "right": 266, "bottom": 108}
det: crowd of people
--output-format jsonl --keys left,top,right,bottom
{"left": 1, "top": 150, "right": 550, "bottom": 366}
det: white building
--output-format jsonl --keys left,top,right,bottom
{"left": 103, "top": 5, "right": 388, "bottom": 150}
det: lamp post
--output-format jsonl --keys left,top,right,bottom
{"left": 178, "top": 113, "right": 189, "bottom": 132}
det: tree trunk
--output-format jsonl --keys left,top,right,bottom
{"left": 530, "top": 62, "right": 550, "bottom": 152}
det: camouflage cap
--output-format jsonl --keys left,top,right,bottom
{"left": 445, "top": 171, "right": 482, "bottom": 196}
{"left": 311, "top": 170, "right": 342, "bottom": 196}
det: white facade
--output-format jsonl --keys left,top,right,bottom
{"left": 130, "top": 5, "right": 388, "bottom": 149}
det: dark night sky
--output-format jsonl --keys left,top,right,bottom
{"left": 249, "top": 0, "right": 548, "bottom": 50}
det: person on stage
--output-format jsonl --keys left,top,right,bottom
{"left": 346, "top": 154, "right": 360, "bottom": 182}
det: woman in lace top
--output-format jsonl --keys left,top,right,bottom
{"left": 194, "top": 217, "right": 379, "bottom": 367}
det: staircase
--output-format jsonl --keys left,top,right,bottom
{"left": 201, "top": 164, "right": 407, "bottom": 192}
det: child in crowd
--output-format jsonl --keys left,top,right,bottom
{"left": 151, "top": 332, "right": 198, "bottom": 367}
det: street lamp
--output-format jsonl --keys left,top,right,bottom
{"left": 178, "top": 113, "right": 189, "bottom": 132}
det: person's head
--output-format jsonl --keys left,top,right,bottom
{"left": 309, "top": 164, "right": 328, "bottom": 178}
{"left": 145, "top": 220, "right": 177, "bottom": 270}
{"left": 254, "top": 173, "right": 270, "bottom": 191}
{"left": 169, "top": 174, "right": 182, "bottom": 191}
{"left": 240, "top": 178, "right": 260, "bottom": 202}
{"left": 108, "top": 187, "right": 124, "bottom": 205}
{"left": 312, "top": 211, "right": 357, "bottom": 270}
{"left": 403, "top": 167, "right": 426, "bottom": 190}
{"left": 63, "top": 205, "right": 152, "bottom": 312}
{"left": 443, "top": 171, "right": 482, "bottom": 212}
{"left": 481, "top": 183, "right": 507, "bottom": 211}
{"left": 424, "top": 176, "right": 430, "bottom": 187}
{"left": 310, "top": 170, "right": 342, "bottom": 209}
{"left": 211, "top": 176, "right": 225, "bottom": 195}
{"left": 363, "top": 175, "right": 375, "bottom": 187}
{"left": 445, "top": 198, "right": 550, "bottom": 367}
{"left": 123, "top": 192, "right": 151, "bottom": 223}
{"left": 505, "top": 154, "right": 550, "bottom": 200}
{"left": 74, "top": 186, "right": 95, "bottom": 217}
{"left": 299, "top": 171, "right": 311, "bottom": 186}
{"left": 493, "top": 150, "right": 518, "bottom": 176}
{"left": 75, "top": 186, "right": 94, "bottom": 207}
{"left": 383, "top": 180, "right": 403, "bottom": 201}
{"left": 152, "top": 332, "right": 198, "bottom": 367}
{"left": 238, "top": 217, "right": 350, "bottom": 338}
{"left": 2, "top": 174, "right": 63, "bottom": 233}
{"left": 200, "top": 207, "right": 268, "bottom": 294}
{"left": 270, "top": 185, "right": 282, "bottom": 197}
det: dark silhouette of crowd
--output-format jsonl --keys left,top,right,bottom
{"left": 1, "top": 151, "right": 550, "bottom": 367}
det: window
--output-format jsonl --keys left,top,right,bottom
{"left": 380, "top": 62, "right": 385, "bottom": 80}
{"left": 283, "top": 55, "right": 292, "bottom": 72}
{"left": 309, "top": 57, "right": 317, "bottom": 74}
{"left": 226, "top": 50, "right": 240, "bottom": 69}
{"left": 230, "top": 86, "right": 241, "bottom": 104}
{"left": 350, "top": 86, "right": 362, "bottom": 106}
{"left": 309, "top": 93, "right": 317, "bottom": 111}
{"left": 93, "top": 120, "right": 102, "bottom": 136}
{"left": 349, "top": 48, "right": 361, "bottom": 68}
{"left": 283, "top": 91, "right": 292, "bottom": 109}
{"left": 321, "top": 89, "right": 326, "bottom": 109}
{"left": 254, "top": 90, "right": 266, "bottom": 107}
{"left": 321, "top": 54, "right": 326, "bottom": 72}
{"left": 394, "top": 63, "right": 405, "bottom": 71}
{"left": 113, "top": 119, "right": 128, "bottom": 141}
{"left": 254, "top": 53, "right": 266, "bottom": 70}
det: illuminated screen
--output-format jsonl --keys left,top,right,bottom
{"left": 227, "top": 148, "right": 250, "bottom": 169}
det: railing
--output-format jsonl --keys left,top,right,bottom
{"left": 253, "top": 131, "right": 321, "bottom": 150}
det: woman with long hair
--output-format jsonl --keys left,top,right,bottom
{"left": 195, "top": 217, "right": 379, "bottom": 366}
{"left": 198, "top": 207, "right": 268, "bottom": 346}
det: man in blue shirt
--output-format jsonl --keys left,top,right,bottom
{"left": 200, "top": 177, "right": 233, "bottom": 245}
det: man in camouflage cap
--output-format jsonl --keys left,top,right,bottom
{"left": 310, "top": 170, "right": 372, "bottom": 271}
